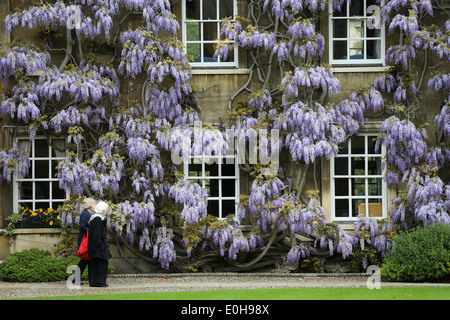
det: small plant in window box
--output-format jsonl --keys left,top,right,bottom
{"left": 10, "top": 207, "right": 61, "bottom": 229}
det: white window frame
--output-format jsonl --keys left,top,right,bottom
{"left": 329, "top": 0, "right": 385, "bottom": 66}
{"left": 184, "top": 154, "right": 239, "bottom": 219}
{"left": 13, "top": 136, "right": 68, "bottom": 212}
{"left": 182, "top": 0, "right": 238, "bottom": 68}
{"left": 330, "top": 134, "right": 387, "bottom": 221}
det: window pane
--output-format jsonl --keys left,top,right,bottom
{"left": 203, "top": 0, "right": 217, "bottom": 20}
{"left": 222, "top": 200, "right": 236, "bottom": 216}
{"left": 367, "top": 24, "right": 381, "bottom": 38}
{"left": 339, "top": 140, "right": 348, "bottom": 154}
{"left": 35, "top": 181, "right": 49, "bottom": 200}
{"left": 333, "top": 3, "right": 347, "bottom": 17}
{"left": 208, "top": 179, "right": 219, "bottom": 197}
{"left": 24, "top": 165, "right": 32, "bottom": 179}
{"left": 18, "top": 182, "right": 33, "bottom": 200}
{"left": 335, "top": 178, "right": 349, "bottom": 196}
{"left": 35, "top": 160, "right": 49, "bottom": 178}
{"left": 222, "top": 179, "right": 235, "bottom": 197}
{"left": 358, "top": 199, "right": 383, "bottom": 217}
{"left": 367, "top": 40, "right": 381, "bottom": 59}
{"left": 186, "top": 22, "right": 200, "bottom": 41}
{"left": 187, "top": 43, "right": 201, "bottom": 62}
{"left": 51, "top": 160, "right": 60, "bottom": 179}
{"left": 334, "top": 157, "right": 348, "bottom": 175}
{"left": 368, "top": 178, "right": 382, "bottom": 196}
{"left": 333, "top": 19, "right": 347, "bottom": 38}
{"left": 219, "top": 0, "right": 234, "bottom": 19}
{"left": 186, "top": 0, "right": 200, "bottom": 19}
{"left": 207, "top": 199, "right": 219, "bottom": 217}
{"left": 350, "top": 0, "right": 364, "bottom": 16}
{"left": 221, "top": 162, "right": 235, "bottom": 176}
{"left": 333, "top": 40, "right": 347, "bottom": 60}
{"left": 335, "top": 199, "right": 349, "bottom": 218}
{"left": 52, "top": 181, "right": 65, "bottom": 200}
{"left": 351, "top": 136, "right": 365, "bottom": 154}
{"left": 352, "top": 178, "right": 365, "bottom": 196}
{"left": 35, "top": 202, "right": 50, "bottom": 211}
{"left": 203, "top": 43, "right": 218, "bottom": 62}
{"left": 349, "top": 39, "right": 363, "bottom": 58}
{"left": 352, "top": 199, "right": 365, "bottom": 217}
{"left": 34, "top": 139, "right": 49, "bottom": 157}
{"left": 368, "top": 157, "right": 382, "bottom": 175}
{"left": 367, "top": 136, "right": 379, "bottom": 154}
{"left": 188, "top": 163, "right": 202, "bottom": 176}
{"left": 351, "top": 157, "right": 365, "bottom": 175}
{"left": 349, "top": 20, "right": 363, "bottom": 38}
{"left": 205, "top": 161, "right": 218, "bottom": 176}
{"left": 368, "top": 199, "right": 383, "bottom": 217}
{"left": 203, "top": 22, "right": 218, "bottom": 41}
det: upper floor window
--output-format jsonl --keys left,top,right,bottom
{"left": 330, "top": 134, "right": 387, "bottom": 220}
{"left": 13, "top": 137, "right": 68, "bottom": 212}
{"left": 329, "top": 0, "right": 385, "bottom": 66}
{"left": 182, "top": 0, "right": 238, "bottom": 67}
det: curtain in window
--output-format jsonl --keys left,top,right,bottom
{"left": 17, "top": 139, "right": 31, "bottom": 157}
{"left": 52, "top": 139, "right": 67, "bottom": 158}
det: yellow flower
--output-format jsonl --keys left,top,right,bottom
{"left": 31, "top": 212, "right": 37, "bottom": 217}
{"left": 49, "top": 221, "right": 54, "bottom": 226}
{"left": 56, "top": 215, "right": 60, "bottom": 220}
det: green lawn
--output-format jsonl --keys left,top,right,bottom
{"left": 29, "top": 286, "right": 450, "bottom": 300}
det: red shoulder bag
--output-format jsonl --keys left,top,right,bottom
{"left": 77, "top": 231, "right": 91, "bottom": 260}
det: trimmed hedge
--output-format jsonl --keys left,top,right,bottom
{"left": 380, "top": 223, "right": 450, "bottom": 282}
{"left": 0, "top": 248, "right": 88, "bottom": 282}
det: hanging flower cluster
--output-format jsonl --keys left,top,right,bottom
{"left": 0, "top": 149, "right": 30, "bottom": 183}
{"left": 351, "top": 217, "right": 397, "bottom": 268}
{"left": 202, "top": 220, "right": 250, "bottom": 260}
{"left": 153, "top": 226, "right": 176, "bottom": 270}
{"left": 376, "top": 116, "right": 428, "bottom": 176}
{"left": 168, "top": 180, "right": 208, "bottom": 225}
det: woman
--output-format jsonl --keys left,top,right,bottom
{"left": 77, "top": 197, "right": 96, "bottom": 284}
{"left": 88, "top": 201, "right": 112, "bottom": 287}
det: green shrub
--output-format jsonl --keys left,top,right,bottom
{"left": 0, "top": 248, "right": 115, "bottom": 282}
{"left": 380, "top": 223, "right": 450, "bottom": 282}
{"left": 0, "top": 248, "right": 90, "bottom": 282}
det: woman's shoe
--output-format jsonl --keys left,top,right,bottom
{"left": 90, "top": 283, "right": 108, "bottom": 287}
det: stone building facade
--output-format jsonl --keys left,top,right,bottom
{"left": 0, "top": 0, "right": 448, "bottom": 272}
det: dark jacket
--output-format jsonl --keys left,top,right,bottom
{"left": 87, "top": 214, "right": 112, "bottom": 261}
{"left": 77, "top": 210, "right": 91, "bottom": 248}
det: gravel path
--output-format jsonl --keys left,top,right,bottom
{"left": 1, "top": 274, "right": 448, "bottom": 299}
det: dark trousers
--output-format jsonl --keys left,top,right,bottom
{"left": 89, "top": 258, "right": 108, "bottom": 286}
{"left": 77, "top": 258, "right": 89, "bottom": 276}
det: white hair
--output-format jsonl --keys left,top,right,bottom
{"left": 94, "top": 201, "right": 109, "bottom": 214}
